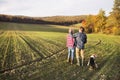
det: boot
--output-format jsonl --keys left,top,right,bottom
{"left": 81, "top": 58, "right": 84, "bottom": 66}
{"left": 71, "top": 59, "right": 73, "bottom": 64}
{"left": 76, "top": 58, "right": 80, "bottom": 66}
{"left": 67, "top": 58, "right": 70, "bottom": 62}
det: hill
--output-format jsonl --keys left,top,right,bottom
{"left": 0, "top": 14, "right": 87, "bottom": 25}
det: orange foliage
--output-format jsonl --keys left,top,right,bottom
{"left": 81, "top": 20, "right": 86, "bottom": 27}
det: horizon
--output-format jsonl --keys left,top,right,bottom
{"left": 0, "top": 0, "right": 114, "bottom": 17}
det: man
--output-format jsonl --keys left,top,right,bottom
{"left": 74, "top": 27, "right": 87, "bottom": 66}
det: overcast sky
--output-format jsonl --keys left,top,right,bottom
{"left": 0, "top": 0, "right": 114, "bottom": 17}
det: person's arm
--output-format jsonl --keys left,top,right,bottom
{"left": 84, "top": 34, "right": 87, "bottom": 44}
{"left": 73, "top": 32, "right": 78, "bottom": 38}
{"left": 82, "top": 33, "right": 87, "bottom": 44}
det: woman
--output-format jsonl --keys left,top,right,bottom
{"left": 66, "top": 28, "right": 75, "bottom": 64}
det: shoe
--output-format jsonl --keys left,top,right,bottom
{"left": 89, "top": 66, "right": 93, "bottom": 70}
{"left": 76, "top": 63, "right": 80, "bottom": 66}
{"left": 67, "top": 59, "right": 70, "bottom": 62}
{"left": 71, "top": 59, "right": 73, "bottom": 64}
{"left": 71, "top": 62, "right": 73, "bottom": 64}
{"left": 81, "top": 63, "right": 84, "bottom": 67}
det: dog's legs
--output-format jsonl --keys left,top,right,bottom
{"left": 87, "top": 60, "right": 90, "bottom": 66}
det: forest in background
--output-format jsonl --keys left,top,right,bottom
{"left": 0, "top": 0, "right": 120, "bottom": 35}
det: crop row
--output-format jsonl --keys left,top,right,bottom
{"left": 0, "top": 31, "right": 66, "bottom": 72}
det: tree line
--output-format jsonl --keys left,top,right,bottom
{"left": 83, "top": 0, "right": 120, "bottom": 35}
{"left": 0, "top": 14, "right": 86, "bottom": 26}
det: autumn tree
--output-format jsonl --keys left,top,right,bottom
{"left": 106, "top": 0, "right": 120, "bottom": 35}
{"left": 85, "top": 15, "right": 94, "bottom": 33}
{"left": 95, "top": 9, "right": 106, "bottom": 33}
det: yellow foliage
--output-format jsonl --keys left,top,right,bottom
{"left": 112, "top": 27, "right": 120, "bottom": 35}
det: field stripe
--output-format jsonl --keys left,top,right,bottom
{"left": 1, "top": 31, "right": 11, "bottom": 68}
{"left": 19, "top": 35, "right": 45, "bottom": 58}
{"left": 0, "top": 46, "right": 67, "bottom": 74}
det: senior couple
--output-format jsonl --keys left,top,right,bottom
{"left": 66, "top": 27, "right": 87, "bottom": 66}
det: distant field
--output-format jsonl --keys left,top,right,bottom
{"left": 0, "top": 22, "right": 120, "bottom": 80}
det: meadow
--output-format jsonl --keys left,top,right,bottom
{"left": 0, "top": 22, "right": 120, "bottom": 80}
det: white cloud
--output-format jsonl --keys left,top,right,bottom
{"left": 0, "top": 0, "right": 114, "bottom": 17}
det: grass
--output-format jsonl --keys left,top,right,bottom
{"left": 0, "top": 22, "right": 120, "bottom": 80}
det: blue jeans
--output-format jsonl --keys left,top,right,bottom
{"left": 68, "top": 47, "right": 74, "bottom": 60}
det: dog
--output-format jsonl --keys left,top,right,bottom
{"left": 87, "top": 54, "right": 98, "bottom": 70}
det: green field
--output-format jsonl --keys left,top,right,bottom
{"left": 0, "top": 22, "right": 120, "bottom": 80}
